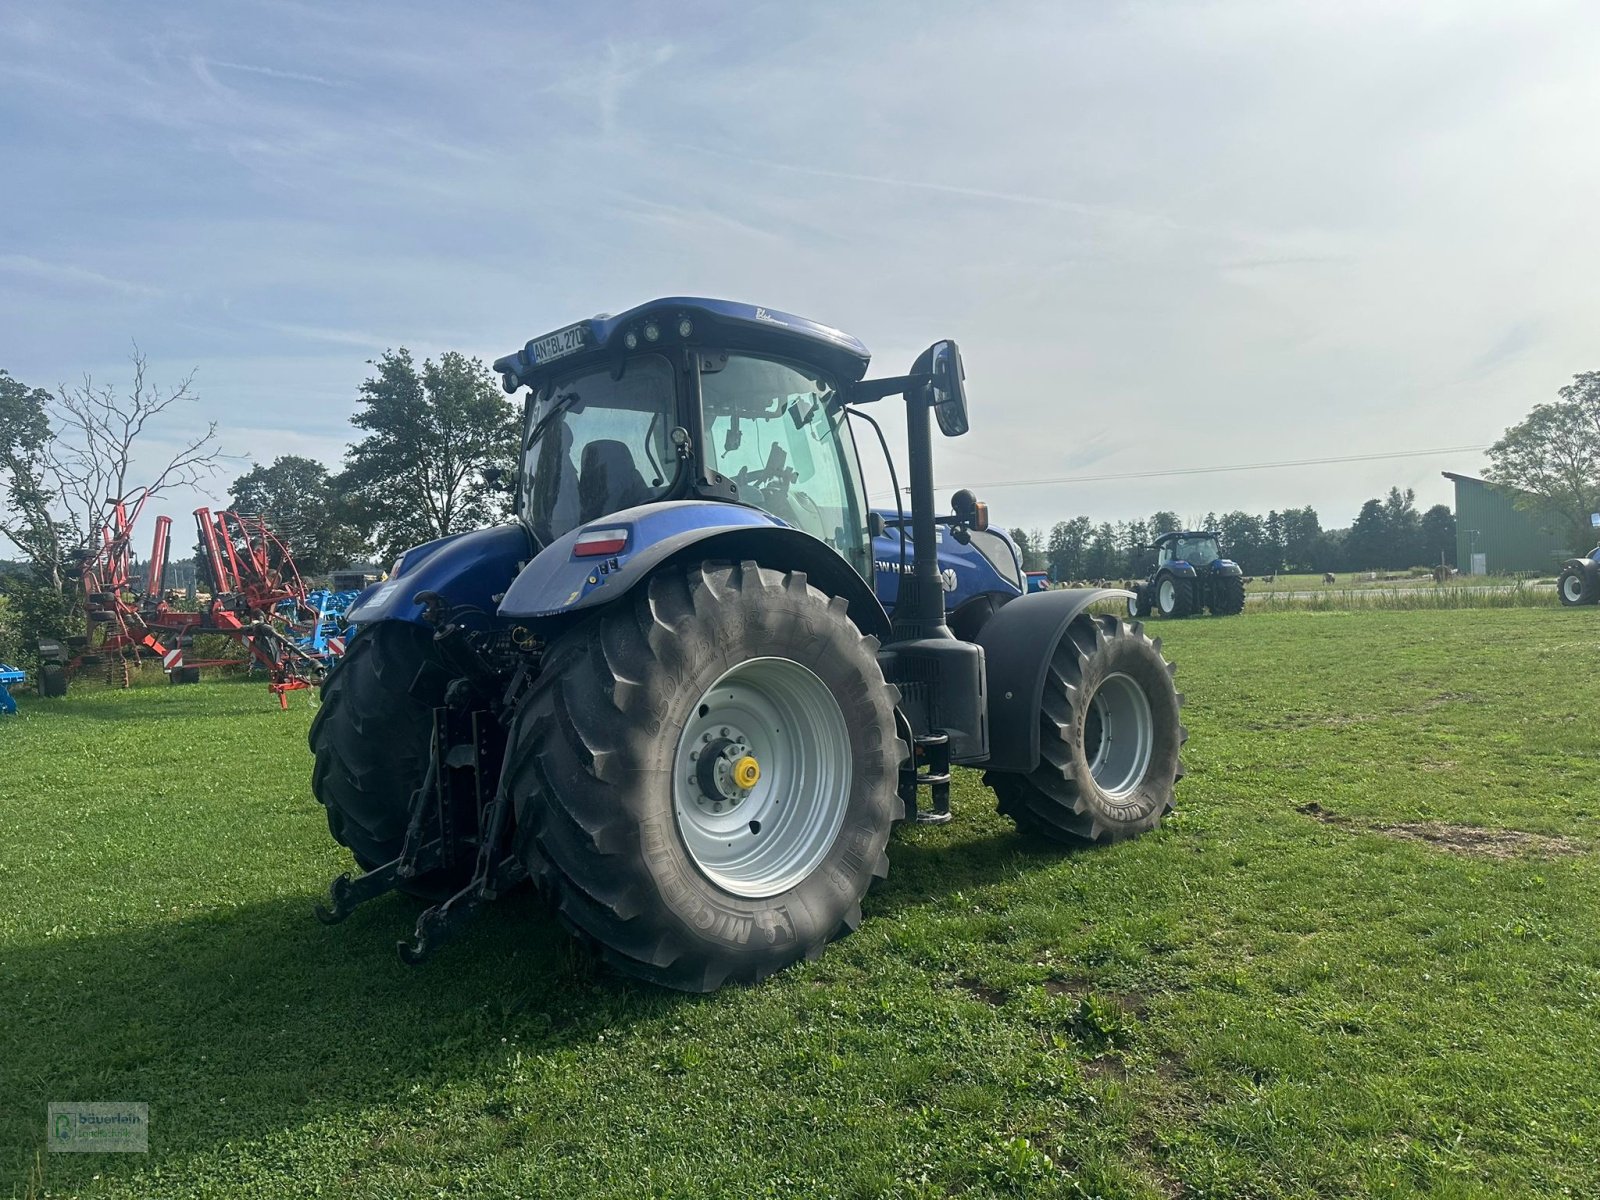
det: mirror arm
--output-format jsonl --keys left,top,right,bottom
{"left": 844, "top": 372, "right": 934, "bottom": 405}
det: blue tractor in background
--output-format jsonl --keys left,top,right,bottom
{"left": 308, "top": 297, "right": 1187, "bottom": 991}
{"left": 1128, "top": 530, "right": 1246, "bottom": 619}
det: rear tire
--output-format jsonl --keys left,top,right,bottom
{"left": 1209, "top": 575, "right": 1245, "bottom": 616}
{"left": 505, "top": 560, "right": 903, "bottom": 992}
{"left": 169, "top": 666, "right": 201, "bottom": 685}
{"left": 986, "top": 614, "right": 1184, "bottom": 845}
{"left": 307, "top": 622, "right": 459, "bottom": 898}
{"left": 1558, "top": 565, "right": 1595, "bottom": 606}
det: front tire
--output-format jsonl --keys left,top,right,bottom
{"left": 506, "top": 560, "right": 903, "bottom": 992}
{"left": 308, "top": 622, "right": 458, "bottom": 896}
{"left": 1156, "top": 575, "right": 1196, "bottom": 618}
{"left": 986, "top": 615, "right": 1184, "bottom": 845}
{"left": 1558, "top": 565, "right": 1595, "bottom": 606}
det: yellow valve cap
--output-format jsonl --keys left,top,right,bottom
{"left": 732, "top": 755, "right": 761, "bottom": 789}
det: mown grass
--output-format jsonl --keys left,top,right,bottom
{"left": 1249, "top": 581, "right": 1554, "bottom": 611}
{"left": 3, "top": 608, "right": 1599, "bottom": 1198}
{"left": 1244, "top": 571, "right": 1551, "bottom": 594}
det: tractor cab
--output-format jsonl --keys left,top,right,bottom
{"left": 1157, "top": 531, "right": 1223, "bottom": 569}
{"left": 499, "top": 298, "right": 877, "bottom": 581}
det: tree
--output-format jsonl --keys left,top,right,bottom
{"left": 1047, "top": 516, "right": 1092, "bottom": 582}
{"left": 1345, "top": 498, "right": 1388, "bottom": 571}
{"left": 1486, "top": 371, "right": 1600, "bottom": 551}
{"left": 341, "top": 349, "right": 520, "bottom": 562}
{"left": 1, "top": 352, "right": 224, "bottom": 594}
{"left": 1083, "top": 521, "right": 1118, "bottom": 580}
{"left": 1420, "top": 504, "right": 1456, "bottom": 566}
{"left": 1382, "top": 487, "right": 1422, "bottom": 567}
{"left": 1218, "top": 511, "right": 1267, "bottom": 573}
{"left": 0, "top": 370, "right": 59, "bottom": 589}
{"left": 1280, "top": 506, "right": 1323, "bottom": 571}
{"left": 1148, "top": 511, "right": 1180, "bottom": 538}
{"left": 228, "top": 456, "right": 370, "bottom": 575}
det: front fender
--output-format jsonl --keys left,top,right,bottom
{"left": 499, "top": 500, "right": 890, "bottom": 640}
{"left": 974, "top": 587, "right": 1132, "bottom": 773}
{"left": 345, "top": 524, "right": 533, "bottom": 627}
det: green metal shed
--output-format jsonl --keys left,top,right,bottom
{"left": 1442, "top": 471, "right": 1573, "bottom": 575}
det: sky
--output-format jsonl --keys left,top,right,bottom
{"left": 3, "top": 0, "right": 1598, "bottom": 542}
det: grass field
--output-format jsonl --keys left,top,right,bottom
{"left": 4, "top": 608, "right": 1599, "bottom": 1198}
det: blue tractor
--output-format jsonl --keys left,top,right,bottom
{"left": 1128, "top": 530, "right": 1246, "bottom": 619}
{"left": 308, "top": 297, "right": 1187, "bottom": 991}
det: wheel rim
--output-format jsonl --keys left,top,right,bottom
{"left": 1159, "top": 579, "right": 1176, "bottom": 612}
{"left": 673, "top": 657, "right": 853, "bottom": 899}
{"left": 1564, "top": 574, "right": 1583, "bottom": 602}
{"left": 1081, "top": 672, "right": 1155, "bottom": 798}
{"left": 1127, "top": 595, "right": 1139, "bottom": 617}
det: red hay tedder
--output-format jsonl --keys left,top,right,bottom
{"left": 37, "top": 495, "right": 348, "bottom": 707}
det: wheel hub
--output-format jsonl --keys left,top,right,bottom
{"left": 692, "top": 734, "right": 759, "bottom": 811}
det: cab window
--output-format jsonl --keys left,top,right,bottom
{"left": 522, "top": 355, "right": 675, "bottom": 545}
{"left": 699, "top": 352, "right": 868, "bottom": 575}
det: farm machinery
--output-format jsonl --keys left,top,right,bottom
{"left": 1556, "top": 543, "right": 1600, "bottom": 606}
{"left": 38, "top": 500, "right": 351, "bottom": 705}
{"left": 1127, "top": 530, "right": 1246, "bottom": 619}
{"left": 0, "top": 662, "right": 25, "bottom": 715}
{"left": 309, "top": 296, "right": 1187, "bottom": 991}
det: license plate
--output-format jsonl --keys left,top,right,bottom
{"left": 528, "top": 323, "right": 588, "bottom": 364}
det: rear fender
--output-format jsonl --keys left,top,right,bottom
{"left": 974, "top": 587, "right": 1131, "bottom": 773}
{"left": 344, "top": 524, "right": 533, "bottom": 628}
{"left": 499, "top": 500, "right": 890, "bottom": 640}
{"left": 1163, "top": 562, "right": 1198, "bottom": 579}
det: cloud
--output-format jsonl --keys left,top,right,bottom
{"left": 201, "top": 58, "right": 349, "bottom": 89}
{"left": 0, "top": 255, "right": 161, "bottom": 299}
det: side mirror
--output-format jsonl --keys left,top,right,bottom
{"left": 912, "top": 340, "right": 969, "bottom": 437}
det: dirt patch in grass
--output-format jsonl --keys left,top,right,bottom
{"left": 958, "top": 977, "right": 1007, "bottom": 1006}
{"left": 1296, "top": 802, "right": 1583, "bottom": 859}
{"left": 1380, "top": 822, "right": 1581, "bottom": 859}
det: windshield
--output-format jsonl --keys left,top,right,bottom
{"left": 699, "top": 351, "right": 869, "bottom": 575}
{"left": 1162, "top": 536, "right": 1220, "bottom": 566}
{"left": 522, "top": 354, "right": 675, "bottom": 544}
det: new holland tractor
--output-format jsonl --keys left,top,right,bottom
{"left": 1128, "top": 530, "right": 1246, "bottom": 619}
{"left": 308, "top": 297, "right": 1187, "bottom": 992}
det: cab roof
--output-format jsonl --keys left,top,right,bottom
{"left": 1153, "top": 530, "right": 1222, "bottom": 545}
{"left": 493, "top": 297, "right": 872, "bottom": 392}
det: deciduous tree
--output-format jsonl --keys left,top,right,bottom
{"left": 1486, "top": 371, "right": 1600, "bottom": 551}
{"left": 340, "top": 349, "right": 521, "bottom": 562}
{"left": 228, "top": 455, "right": 370, "bottom": 575}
